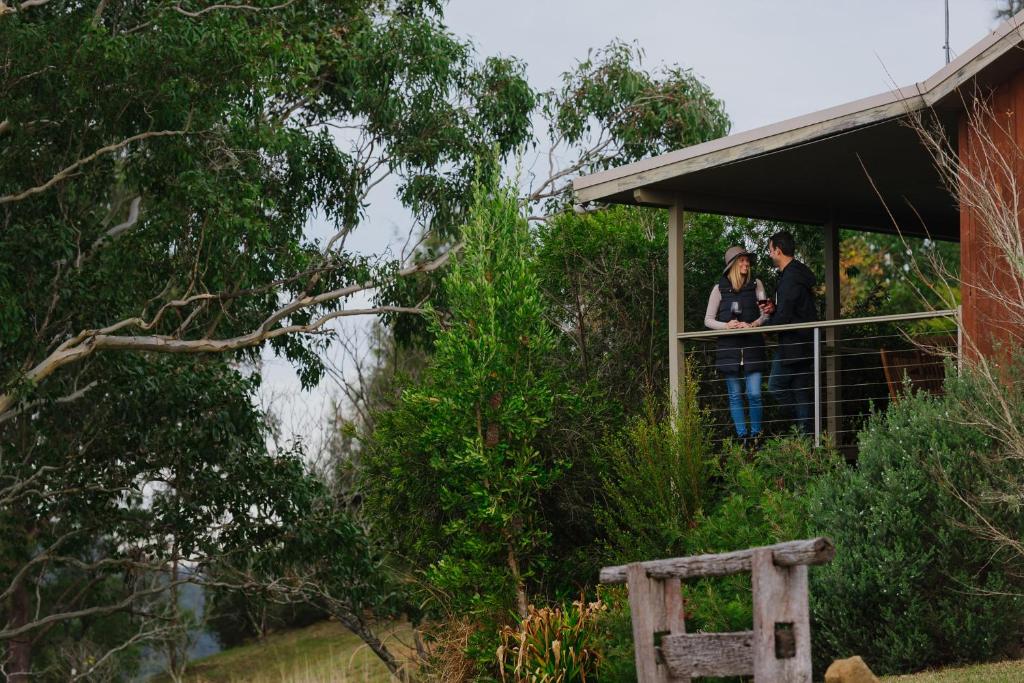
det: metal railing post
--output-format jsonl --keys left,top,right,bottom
{"left": 957, "top": 304, "right": 963, "bottom": 373}
{"left": 813, "top": 327, "right": 821, "bottom": 447}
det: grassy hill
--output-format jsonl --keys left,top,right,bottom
{"left": 150, "top": 620, "right": 412, "bottom": 683}
{"left": 155, "top": 619, "right": 1023, "bottom": 682}
{"left": 884, "top": 659, "right": 1024, "bottom": 682}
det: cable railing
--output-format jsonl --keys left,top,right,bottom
{"left": 678, "top": 308, "right": 961, "bottom": 448}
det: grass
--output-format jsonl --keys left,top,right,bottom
{"left": 881, "top": 659, "right": 1024, "bottom": 682}
{"left": 156, "top": 619, "right": 1024, "bottom": 683}
{"left": 150, "top": 620, "right": 414, "bottom": 683}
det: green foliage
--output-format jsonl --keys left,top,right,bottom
{"left": 1, "top": 0, "right": 535, "bottom": 394}
{"left": 599, "top": 372, "right": 713, "bottom": 563}
{"left": 545, "top": 40, "right": 729, "bottom": 170}
{"left": 0, "top": 354, "right": 390, "bottom": 677}
{"left": 497, "top": 599, "right": 605, "bottom": 683}
{"left": 365, "top": 182, "right": 561, "bottom": 633}
{"left": 1, "top": 1, "right": 537, "bottom": 674}
{"left": 809, "top": 378, "right": 1024, "bottom": 674}
{"left": 681, "top": 438, "right": 836, "bottom": 634}
{"left": 592, "top": 587, "right": 637, "bottom": 683}
{"left": 535, "top": 206, "right": 671, "bottom": 409}
{"left": 535, "top": 206, "right": 767, "bottom": 413}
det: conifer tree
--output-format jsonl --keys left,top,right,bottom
{"left": 367, "top": 182, "right": 560, "bottom": 625}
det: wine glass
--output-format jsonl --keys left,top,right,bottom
{"left": 730, "top": 301, "right": 741, "bottom": 321}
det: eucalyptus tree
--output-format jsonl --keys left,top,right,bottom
{"left": 996, "top": 0, "right": 1024, "bottom": 20}
{"left": 0, "top": 0, "right": 534, "bottom": 677}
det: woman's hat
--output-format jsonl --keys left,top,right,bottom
{"left": 722, "top": 245, "right": 755, "bottom": 276}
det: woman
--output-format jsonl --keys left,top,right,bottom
{"left": 704, "top": 246, "right": 768, "bottom": 446}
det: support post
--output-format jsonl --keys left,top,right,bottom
{"left": 626, "top": 565, "right": 690, "bottom": 683}
{"left": 751, "top": 549, "right": 813, "bottom": 682}
{"left": 823, "top": 219, "right": 841, "bottom": 441}
{"left": 813, "top": 327, "right": 821, "bottom": 448}
{"left": 957, "top": 304, "right": 963, "bottom": 373}
{"left": 668, "top": 202, "right": 686, "bottom": 407}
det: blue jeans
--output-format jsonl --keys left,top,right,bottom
{"left": 723, "top": 371, "right": 763, "bottom": 438}
{"left": 767, "top": 356, "right": 814, "bottom": 435}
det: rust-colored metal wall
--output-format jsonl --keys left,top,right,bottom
{"left": 959, "top": 69, "right": 1024, "bottom": 361}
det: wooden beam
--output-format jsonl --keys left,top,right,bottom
{"left": 600, "top": 537, "right": 835, "bottom": 584}
{"left": 668, "top": 202, "right": 686, "bottom": 408}
{"left": 634, "top": 189, "right": 677, "bottom": 207}
{"left": 823, "top": 219, "right": 841, "bottom": 321}
{"left": 823, "top": 219, "right": 841, "bottom": 439}
{"left": 660, "top": 632, "right": 754, "bottom": 678}
{"left": 574, "top": 95, "right": 925, "bottom": 204}
{"left": 626, "top": 563, "right": 663, "bottom": 683}
{"left": 751, "top": 549, "right": 813, "bottom": 682}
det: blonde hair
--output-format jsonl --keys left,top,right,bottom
{"left": 727, "top": 256, "right": 751, "bottom": 292}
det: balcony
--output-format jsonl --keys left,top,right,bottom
{"left": 678, "top": 309, "right": 960, "bottom": 450}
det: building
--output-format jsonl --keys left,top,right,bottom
{"left": 572, "top": 10, "right": 1024, "bottom": 443}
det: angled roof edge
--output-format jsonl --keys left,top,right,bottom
{"left": 573, "top": 10, "right": 1024, "bottom": 204}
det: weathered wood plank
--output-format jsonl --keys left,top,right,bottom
{"left": 660, "top": 577, "right": 689, "bottom": 683}
{"left": 660, "top": 632, "right": 754, "bottom": 678}
{"left": 627, "top": 563, "right": 664, "bottom": 683}
{"left": 751, "top": 548, "right": 812, "bottom": 682}
{"left": 600, "top": 537, "right": 834, "bottom": 584}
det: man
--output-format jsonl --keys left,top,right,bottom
{"left": 758, "top": 231, "right": 817, "bottom": 436}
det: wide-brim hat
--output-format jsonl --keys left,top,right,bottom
{"left": 722, "top": 245, "right": 755, "bottom": 276}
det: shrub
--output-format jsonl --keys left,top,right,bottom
{"left": 497, "top": 599, "right": 605, "bottom": 683}
{"left": 364, "top": 182, "right": 561, "bottom": 632}
{"left": 592, "top": 436, "right": 831, "bottom": 681}
{"left": 680, "top": 438, "right": 831, "bottom": 634}
{"left": 808, "top": 379, "right": 1024, "bottom": 674}
{"left": 599, "top": 372, "right": 713, "bottom": 563}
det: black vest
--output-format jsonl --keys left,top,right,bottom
{"left": 714, "top": 276, "right": 767, "bottom": 375}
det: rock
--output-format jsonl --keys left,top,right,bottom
{"left": 824, "top": 656, "right": 880, "bottom": 683}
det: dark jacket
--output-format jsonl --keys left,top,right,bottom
{"left": 763, "top": 259, "right": 817, "bottom": 366}
{"left": 714, "top": 276, "right": 767, "bottom": 375}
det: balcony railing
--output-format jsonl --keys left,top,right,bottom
{"left": 677, "top": 308, "right": 961, "bottom": 448}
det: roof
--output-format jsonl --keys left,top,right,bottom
{"left": 572, "top": 10, "right": 1024, "bottom": 240}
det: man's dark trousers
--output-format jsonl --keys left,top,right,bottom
{"left": 767, "top": 355, "right": 813, "bottom": 435}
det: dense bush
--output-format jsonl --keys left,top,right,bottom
{"left": 599, "top": 373, "right": 713, "bottom": 563}
{"left": 809, "top": 378, "right": 1024, "bottom": 674}
{"left": 594, "top": 434, "right": 832, "bottom": 680}
{"left": 680, "top": 437, "right": 835, "bottom": 634}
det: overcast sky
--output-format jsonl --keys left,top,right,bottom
{"left": 262, "top": 0, "right": 1007, "bottom": 448}
{"left": 447, "top": 0, "right": 1000, "bottom": 134}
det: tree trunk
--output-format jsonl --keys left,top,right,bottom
{"left": 334, "top": 612, "right": 412, "bottom": 682}
{"left": 7, "top": 577, "right": 32, "bottom": 683}
{"left": 506, "top": 544, "right": 529, "bottom": 620}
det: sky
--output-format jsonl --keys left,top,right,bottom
{"left": 261, "top": 0, "right": 1007, "bottom": 449}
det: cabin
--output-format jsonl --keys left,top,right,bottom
{"left": 572, "top": 11, "right": 1024, "bottom": 447}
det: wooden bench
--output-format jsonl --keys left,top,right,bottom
{"left": 600, "top": 537, "right": 835, "bottom": 682}
{"left": 879, "top": 336, "right": 953, "bottom": 400}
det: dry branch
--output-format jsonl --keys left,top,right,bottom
{"left": 172, "top": 0, "right": 295, "bottom": 17}
{"left": 0, "top": 130, "right": 187, "bottom": 205}
{"left": 0, "top": 243, "right": 459, "bottom": 420}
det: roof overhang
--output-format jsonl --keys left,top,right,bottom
{"left": 572, "top": 11, "right": 1024, "bottom": 241}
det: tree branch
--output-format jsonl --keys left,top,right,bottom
{"left": 0, "top": 130, "right": 187, "bottom": 205}
{"left": 172, "top": 0, "right": 295, "bottom": 18}
{"left": 0, "top": 380, "right": 97, "bottom": 427}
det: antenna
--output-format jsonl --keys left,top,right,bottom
{"left": 944, "top": 0, "right": 951, "bottom": 64}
